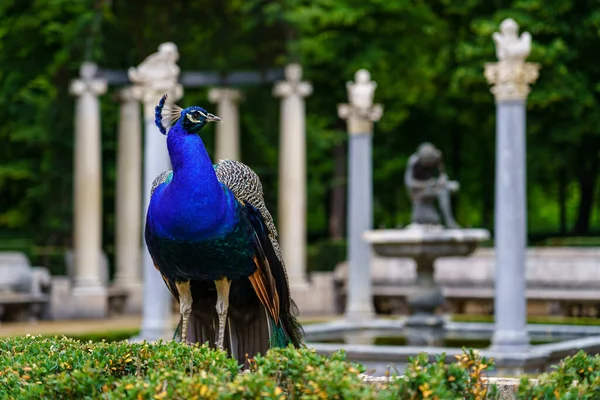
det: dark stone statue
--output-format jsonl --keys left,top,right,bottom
{"left": 404, "top": 143, "right": 460, "bottom": 228}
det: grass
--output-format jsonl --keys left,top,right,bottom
{"left": 452, "top": 314, "right": 600, "bottom": 326}
{"left": 2, "top": 313, "right": 599, "bottom": 344}
{"left": 63, "top": 329, "right": 141, "bottom": 342}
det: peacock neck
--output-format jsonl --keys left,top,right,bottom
{"left": 162, "top": 123, "right": 235, "bottom": 237}
{"left": 167, "top": 124, "right": 220, "bottom": 192}
{"left": 150, "top": 121, "right": 237, "bottom": 242}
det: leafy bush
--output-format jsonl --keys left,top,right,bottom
{"left": 0, "top": 336, "right": 498, "bottom": 399}
{"left": 385, "top": 349, "right": 498, "bottom": 400}
{"left": 518, "top": 350, "right": 600, "bottom": 399}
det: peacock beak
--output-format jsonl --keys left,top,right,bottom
{"left": 206, "top": 113, "right": 222, "bottom": 123}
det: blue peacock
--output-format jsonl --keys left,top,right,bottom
{"left": 145, "top": 95, "right": 303, "bottom": 363}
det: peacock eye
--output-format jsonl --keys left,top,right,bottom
{"left": 191, "top": 111, "right": 201, "bottom": 120}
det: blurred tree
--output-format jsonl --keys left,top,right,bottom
{"left": 1, "top": 0, "right": 599, "bottom": 271}
{"left": 0, "top": 0, "right": 107, "bottom": 247}
{"left": 454, "top": 0, "right": 600, "bottom": 234}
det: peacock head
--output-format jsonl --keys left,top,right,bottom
{"left": 155, "top": 94, "right": 221, "bottom": 135}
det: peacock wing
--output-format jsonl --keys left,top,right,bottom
{"left": 150, "top": 170, "right": 173, "bottom": 197}
{"left": 214, "top": 160, "right": 288, "bottom": 288}
{"left": 214, "top": 159, "right": 302, "bottom": 347}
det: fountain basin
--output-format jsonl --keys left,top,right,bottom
{"left": 305, "top": 318, "right": 600, "bottom": 376}
{"left": 363, "top": 225, "right": 490, "bottom": 327}
{"left": 363, "top": 225, "right": 490, "bottom": 259}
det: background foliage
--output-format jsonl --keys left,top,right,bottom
{"left": 1, "top": 0, "right": 599, "bottom": 273}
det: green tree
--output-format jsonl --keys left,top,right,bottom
{"left": 1, "top": 0, "right": 599, "bottom": 273}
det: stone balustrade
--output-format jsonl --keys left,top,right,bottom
{"left": 334, "top": 247, "right": 600, "bottom": 316}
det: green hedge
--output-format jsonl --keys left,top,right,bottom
{"left": 518, "top": 350, "right": 600, "bottom": 399}
{"left": 1, "top": 336, "right": 497, "bottom": 399}
{"left": 2, "top": 336, "right": 600, "bottom": 399}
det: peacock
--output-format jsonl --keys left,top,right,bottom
{"left": 144, "top": 95, "right": 303, "bottom": 363}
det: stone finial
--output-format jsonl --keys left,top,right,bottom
{"left": 493, "top": 18, "right": 532, "bottom": 62}
{"left": 69, "top": 62, "right": 107, "bottom": 97}
{"left": 337, "top": 69, "right": 383, "bottom": 134}
{"left": 208, "top": 88, "right": 243, "bottom": 104}
{"left": 128, "top": 42, "right": 183, "bottom": 104}
{"left": 347, "top": 69, "right": 376, "bottom": 110}
{"left": 273, "top": 63, "right": 313, "bottom": 98}
{"left": 484, "top": 19, "right": 540, "bottom": 102}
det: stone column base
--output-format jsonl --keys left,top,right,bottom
{"left": 131, "top": 319, "right": 174, "bottom": 342}
{"left": 50, "top": 276, "right": 73, "bottom": 320}
{"left": 489, "top": 330, "right": 531, "bottom": 353}
{"left": 110, "top": 282, "right": 143, "bottom": 315}
{"left": 290, "top": 272, "right": 336, "bottom": 316}
{"left": 70, "top": 285, "right": 108, "bottom": 319}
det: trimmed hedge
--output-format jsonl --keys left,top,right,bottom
{"left": 518, "top": 350, "right": 600, "bottom": 399}
{"left": 1, "top": 336, "right": 498, "bottom": 399}
{"left": 4, "top": 336, "right": 600, "bottom": 399}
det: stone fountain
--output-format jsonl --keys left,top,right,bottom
{"left": 364, "top": 143, "right": 489, "bottom": 343}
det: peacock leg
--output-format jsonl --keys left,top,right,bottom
{"left": 175, "top": 280, "right": 193, "bottom": 344}
{"left": 214, "top": 277, "right": 232, "bottom": 349}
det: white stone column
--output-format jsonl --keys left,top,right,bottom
{"left": 273, "top": 64, "right": 313, "bottom": 289}
{"left": 128, "top": 42, "right": 184, "bottom": 340}
{"left": 338, "top": 69, "right": 383, "bottom": 321}
{"left": 69, "top": 62, "right": 108, "bottom": 318}
{"left": 484, "top": 19, "right": 540, "bottom": 352}
{"left": 208, "top": 88, "right": 242, "bottom": 161}
{"left": 113, "top": 86, "right": 143, "bottom": 313}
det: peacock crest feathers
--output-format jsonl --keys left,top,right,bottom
{"left": 155, "top": 94, "right": 183, "bottom": 135}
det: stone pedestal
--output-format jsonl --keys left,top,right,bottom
{"left": 69, "top": 62, "right": 108, "bottom": 318}
{"left": 406, "top": 256, "right": 445, "bottom": 327}
{"left": 128, "top": 42, "right": 183, "bottom": 340}
{"left": 484, "top": 18, "right": 540, "bottom": 353}
{"left": 113, "top": 87, "right": 143, "bottom": 314}
{"left": 338, "top": 70, "right": 384, "bottom": 321}
{"left": 208, "top": 88, "right": 242, "bottom": 161}
{"left": 273, "top": 64, "right": 313, "bottom": 289}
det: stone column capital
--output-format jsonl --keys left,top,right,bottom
{"left": 118, "top": 86, "right": 139, "bottom": 102}
{"left": 128, "top": 42, "right": 183, "bottom": 107}
{"left": 69, "top": 62, "right": 107, "bottom": 97}
{"left": 273, "top": 63, "right": 313, "bottom": 98}
{"left": 129, "top": 84, "right": 184, "bottom": 105}
{"left": 338, "top": 69, "right": 384, "bottom": 135}
{"left": 485, "top": 18, "right": 540, "bottom": 102}
{"left": 208, "top": 87, "right": 243, "bottom": 104}
{"left": 484, "top": 61, "right": 540, "bottom": 102}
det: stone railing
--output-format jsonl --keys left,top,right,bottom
{"left": 334, "top": 247, "right": 600, "bottom": 316}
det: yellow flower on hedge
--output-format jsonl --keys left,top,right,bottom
{"left": 199, "top": 384, "right": 208, "bottom": 396}
{"left": 419, "top": 383, "right": 433, "bottom": 398}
